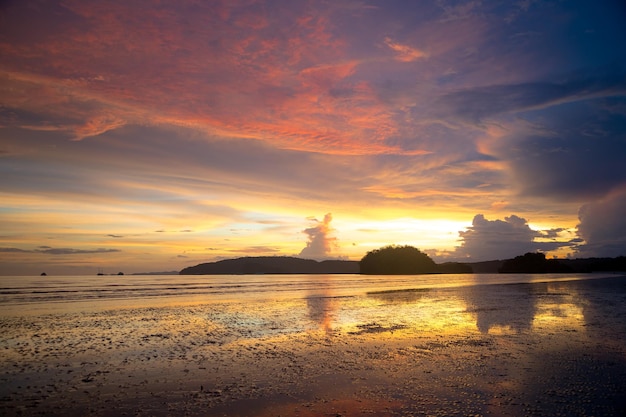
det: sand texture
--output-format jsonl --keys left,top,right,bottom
{"left": 1, "top": 276, "right": 626, "bottom": 416}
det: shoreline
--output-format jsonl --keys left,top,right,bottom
{"left": 1, "top": 275, "right": 625, "bottom": 416}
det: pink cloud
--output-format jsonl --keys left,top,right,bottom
{"left": 384, "top": 37, "right": 428, "bottom": 62}
{"left": 72, "top": 114, "right": 127, "bottom": 141}
{"left": 1, "top": 0, "right": 437, "bottom": 155}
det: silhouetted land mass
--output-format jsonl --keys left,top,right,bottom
{"left": 179, "top": 256, "right": 359, "bottom": 275}
{"left": 465, "top": 260, "right": 505, "bottom": 273}
{"left": 498, "top": 253, "right": 626, "bottom": 273}
{"left": 360, "top": 245, "right": 437, "bottom": 274}
{"left": 435, "top": 262, "right": 474, "bottom": 274}
{"left": 455, "top": 256, "right": 626, "bottom": 274}
{"left": 499, "top": 252, "right": 572, "bottom": 273}
{"left": 560, "top": 256, "right": 626, "bottom": 273}
{"left": 179, "top": 250, "right": 625, "bottom": 275}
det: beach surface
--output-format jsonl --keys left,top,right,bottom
{"left": 1, "top": 274, "right": 626, "bottom": 416}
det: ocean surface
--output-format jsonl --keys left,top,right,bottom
{"left": 0, "top": 272, "right": 615, "bottom": 316}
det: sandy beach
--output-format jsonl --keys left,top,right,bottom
{"left": 1, "top": 275, "right": 625, "bottom": 416}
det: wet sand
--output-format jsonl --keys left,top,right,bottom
{"left": 1, "top": 276, "right": 626, "bottom": 416}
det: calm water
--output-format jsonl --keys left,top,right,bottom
{"left": 0, "top": 272, "right": 614, "bottom": 315}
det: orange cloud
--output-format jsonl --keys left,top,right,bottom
{"left": 73, "top": 114, "right": 126, "bottom": 141}
{"left": 490, "top": 200, "right": 510, "bottom": 210}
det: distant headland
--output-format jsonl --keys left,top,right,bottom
{"left": 180, "top": 257, "right": 359, "bottom": 275}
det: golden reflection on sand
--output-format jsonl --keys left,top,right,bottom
{"left": 306, "top": 275, "right": 336, "bottom": 334}
{"left": 532, "top": 283, "right": 586, "bottom": 332}
{"left": 460, "top": 281, "right": 589, "bottom": 335}
{"left": 348, "top": 289, "right": 480, "bottom": 337}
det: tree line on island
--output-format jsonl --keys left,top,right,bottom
{"left": 180, "top": 245, "right": 626, "bottom": 275}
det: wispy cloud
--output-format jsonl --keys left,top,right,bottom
{"left": 72, "top": 114, "right": 127, "bottom": 141}
{"left": 227, "top": 246, "right": 281, "bottom": 254}
{"left": 37, "top": 247, "right": 121, "bottom": 255}
{"left": 0, "top": 246, "right": 121, "bottom": 255}
{"left": 0, "top": 247, "right": 30, "bottom": 253}
{"left": 384, "top": 37, "right": 428, "bottom": 62}
{"left": 435, "top": 73, "right": 626, "bottom": 125}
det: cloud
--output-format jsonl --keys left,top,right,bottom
{"left": 0, "top": 0, "right": 412, "bottom": 155}
{"left": 435, "top": 73, "right": 626, "bottom": 124}
{"left": 437, "top": 0, "right": 482, "bottom": 22}
{"left": 299, "top": 213, "right": 337, "bottom": 260}
{"left": 434, "top": 69, "right": 626, "bottom": 202}
{"left": 453, "top": 214, "right": 571, "bottom": 261}
{"left": 35, "top": 247, "right": 121, "bottom": 255}
{"left": 0, "top": 247, "right": 29, "bottom": 253}
{"left": 575, "top": 189, "right": 626, "bottom": 257}
{"left": 384, "top": 37, "right": 428, "bottom": 62}
{"left": 72, "top": 114, "right": 127, "bottom": 141}
{"left": 495, "top": 95, "right": 626, "bottom": 201}
{"left": 227, "top": 246, "right": 281, "bottom": 254}
{"left": 0, "top": 246, "right": 121, "bottom": 255}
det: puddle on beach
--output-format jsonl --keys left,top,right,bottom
{"left": 1, "top": 277, "right": 626, "bottom": 416}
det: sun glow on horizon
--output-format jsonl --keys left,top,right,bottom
{"left": 337, "top": 217, "right": 469, "bottom": 252}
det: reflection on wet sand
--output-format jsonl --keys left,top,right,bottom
{"left": 531, "top": 283, "right": 586, "bottom": 332}
{"left": 467, "top": 282, "right": 587, "bottom": 335}
{"left": 305, "top": 275, "right": 338, "bottom": 334}
{"left": 306, "top": 294, "right": 336, "bottom": 334}
{"left": 366, "top": 281, "right": 590, "bottom": 336}
{"left": 1, "top": 276, "right": 625, "bottom": 416}
{"left": 461, "top": 284, "right": 537, "bottom": 334}
{"left": 366, "top": 287, "right": 478, "bottom": 335}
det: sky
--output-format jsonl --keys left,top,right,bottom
{"left": 1, "top": 0, "right": 625, "bottom": 275}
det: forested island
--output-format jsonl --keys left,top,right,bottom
{"left": 180, "top": 245, "right": 626, "bottom": 275}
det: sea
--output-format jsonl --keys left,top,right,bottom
{"left": 0, "top": 272, "right": 616, "bottom": 316}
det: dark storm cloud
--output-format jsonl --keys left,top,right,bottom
{"left": 576, "top": 189, "right": 626, "bottom": 257}
{"left": 496, "top": 95, "right": 626, "bottom": 200}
